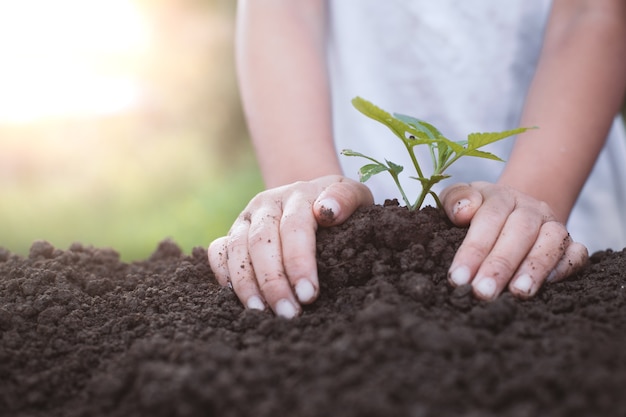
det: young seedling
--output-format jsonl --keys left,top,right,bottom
{"left": 342, "top": 97, "right": 534, "bottom": 211}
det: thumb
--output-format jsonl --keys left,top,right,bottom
{"left": 313, "top": 179, "right": 373, "bottom": 227}
{"left": 440, "top": 182, "right": 483, "bottom": 227}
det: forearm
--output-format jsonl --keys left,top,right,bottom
{"left": 499, "top": 0, "right": 626, "bottom": 222}
{"left": 236, "top": 0, "right": 340, "bottom": 188}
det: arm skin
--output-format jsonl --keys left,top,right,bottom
{"left": 442, "top": 0, "right": 626, "bottom": 300}
{"left": 209, "top": 0, "right": 626, "bottom": 317}
{"left": 235, "top": 0, "right": 339, "bottom": 186}
{"left": 210, "top": 0, "right": 373, "bottom": 318}
{"left": 504, "top": 0, "right": 626, "bottom": 221}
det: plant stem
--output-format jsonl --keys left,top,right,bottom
{"left": 413, "top": 182, "right": 432, "bottom": 211}
{"left": 438, "top": 154, "right": 463, "bottom": 175}
{"left": 404, "top": 143, "right": 424, "bottom": 179}
{"left": 430, "top": 191, "right": 443, "bottom": 210}
{"left": 391, "top": 173, "right": 412, "bottom": 208}
{"left": 412, "top": 177, "right": 444, "bottom": 211}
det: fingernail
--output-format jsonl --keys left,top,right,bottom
{"left": 512, "top": 274, "right": 533, "bottom": 294}
{"left": 295, "top": 279, "right": 315, "bottom": 303}
{"left": 246, "top": 295, "right": 265, "bottom": 311}
{"left": 453, "top": 199, "right": 471, "bottom": 215}
{"left": 474, "top": 277, "right": 497, "bottom": 299}
{"left": 546, "top": 269, "right": 557, "bottom": 283}
{"left": 275, "top": 299, "right": 298, "bottom": 319}
{"left": 317, "top": 198, "right": 340, "bottom": 221}
{"left": 449, "top": 265, "right": 471, "bottom": 286}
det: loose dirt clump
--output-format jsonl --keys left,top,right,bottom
{"left": 1, "top": 202, "right": 625, "bottom": 417}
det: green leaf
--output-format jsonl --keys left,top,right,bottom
{"left": 430, "top": 138, "right": 462, "bottom": 169}
{"left": 358, "top": 163, "right": 389, "bottom": 182}
{"left": 411, "top": 174, "right": 451, "bottom": 186}
{"left": 341, "top": 149, "right": 369, "bottom": 158}
{"left": 386, "top": 159, "right": 404, "bottom": 176}
{"left": 467, "top": 127, "right": 534, "bottom": 150}
{"left": 345, "top": 97, "right": 532, "bottom": 211}
{"left": 393, "top": 113, "right": 442, "bottom": 139}
{"left": 341, "top": 148, "right": 402, "bottom": 182}
{"left": 352, "top": 97, "right": 415, "bottom": 141}
{"left": 436, "top": 137, "right": 465, "bottom": 154}
{"left": 461, "top": 149, "right": 505, "bottom": 162}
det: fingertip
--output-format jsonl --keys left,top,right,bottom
{"left": 274, "top": 298, "right": 300, "bottom": 319}
{"left": 574, "top": 241, "right": 590, "bottom": 263}
{"left": 472, "top": 276, "right": 499, "bottom": 301}
{"left": 441, "top": 183, "right": 482, "bottom": 226}
{"left": 314, "top": 179, "right": 373, "bottom": 227}
{"left": 207, "top": 236, "right": 226, "bottom": 259}
{"left": 449, "top": 198, "right": 475, "bottom": 226}
{"left": 294, "top": 279, "right": 318, "bottom": 304}
{"left": 509, "top": 273, "right": 537, "bottom": 299}
{"left": 448, "top": 265, "right": 471, "bottom": 286}
{"left": 246, "top": 295, "right": 266, "bottom": 311}
{"left": 207, "top": 236, "right": 230, "bottom": 287}
{"left": 547, "top": 241, "right": 589, "bottom": 283}
{"left": 314, "top": 197, "right": 341, "bottom": 226}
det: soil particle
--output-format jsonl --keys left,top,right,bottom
{"left": 1, "top": 203, "right": 626, "bottom": 417}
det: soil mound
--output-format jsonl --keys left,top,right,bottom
{"left": 1, "top": 203, "right": 625, "bottom": 417}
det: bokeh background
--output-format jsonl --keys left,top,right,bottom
{"left": 0, "top": 0, "right": 263, "bottom": 261}
{"left": 2, "top": 1, "right": 625, "bottom": 262}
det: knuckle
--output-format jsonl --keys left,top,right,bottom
{"left": 520, "top": 227, "right": 574, "bottom": 278}
{"left": 478, "top": 203, "right": 505, "bottom": 219}
{"left": 258, "top": 275, "right": 290, "bottom": 301}
{"left": 517, "top": 198, "right": 555, "bottom": 222}
{"left": 524, "top": 253, "right": 556, "bottom": 276}
{"left": 483, "top": 253, "right": 518, "bottom": 276}
{"left": 283, "top": 252, "right": 314, "bottom": 278}
{"left": 238, "top": 189, "right": 286, "bottom": 222}
{"left": 509, "top": 207, "right": 543, "bottom": 233}
{"left": 458, "top": 240, "right": 491, "bottom": 263}
{"left": 248, "top": 214, "right": 280, "bottom": 247}
{"left": 537, "top": 222, "right": 570, "bottom": 253}
{"left": 208, "top": 237, "right": 226, "bottom": 260}
{"left": 227, "top": 217, "right": 251, "bottom": 242}
{"left": 539, "top": 220, "right": 567, "bottom": 236}
{"left": 280, "top": 210, "right": 305, "bottom": 230}
{"left": 225, "top": 231, "right": 246, "bottom": 251}
{"left": 237, "top": 210, "right": 253, "bottom": 224}
{"left": 536, "top": 200, "right": 553, "bottom": 216}
{"left": 280, "top": 213, "right": 315, "bottom": 242}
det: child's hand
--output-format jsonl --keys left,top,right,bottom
{"left": 207, "top": 175, "right": 373, "bottom": 318}
{"left": 209, "top": 178, "right": 587, "bottom": 318}
{"left": 441, "top": 181, "right": 588, "bottom": 300}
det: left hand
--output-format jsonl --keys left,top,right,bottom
{"left": 440, "top": 181, "right": 588, "bottom": 300}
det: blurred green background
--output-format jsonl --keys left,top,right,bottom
{"left": 2, "top": 1, "right": 624, "bottom": 262}
{"left": 0, "top": 0, "right": 264, "bottom": 261}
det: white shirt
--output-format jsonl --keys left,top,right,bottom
{"left": 326, "top": 0, "right": 626, "bottom": 253}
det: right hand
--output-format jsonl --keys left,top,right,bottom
{"left": 208, "top": 175, "right": 373, "bottom": 318}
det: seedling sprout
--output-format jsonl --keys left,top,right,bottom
{"left": 342, "top": 97, "right": 534, "bottom": 210}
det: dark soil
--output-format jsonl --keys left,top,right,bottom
{"left": 1, "top": 201, "right": 625, "bottom": 417}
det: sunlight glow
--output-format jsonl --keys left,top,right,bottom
{"left": 0, "top": 0, "right": 151, "bottom": 123}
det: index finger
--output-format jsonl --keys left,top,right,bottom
{"left": 280, "top": 192, "right": 321, "bottom": 305}
{"left": 447, "top": 185, "right": 515, "bottom": 288}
